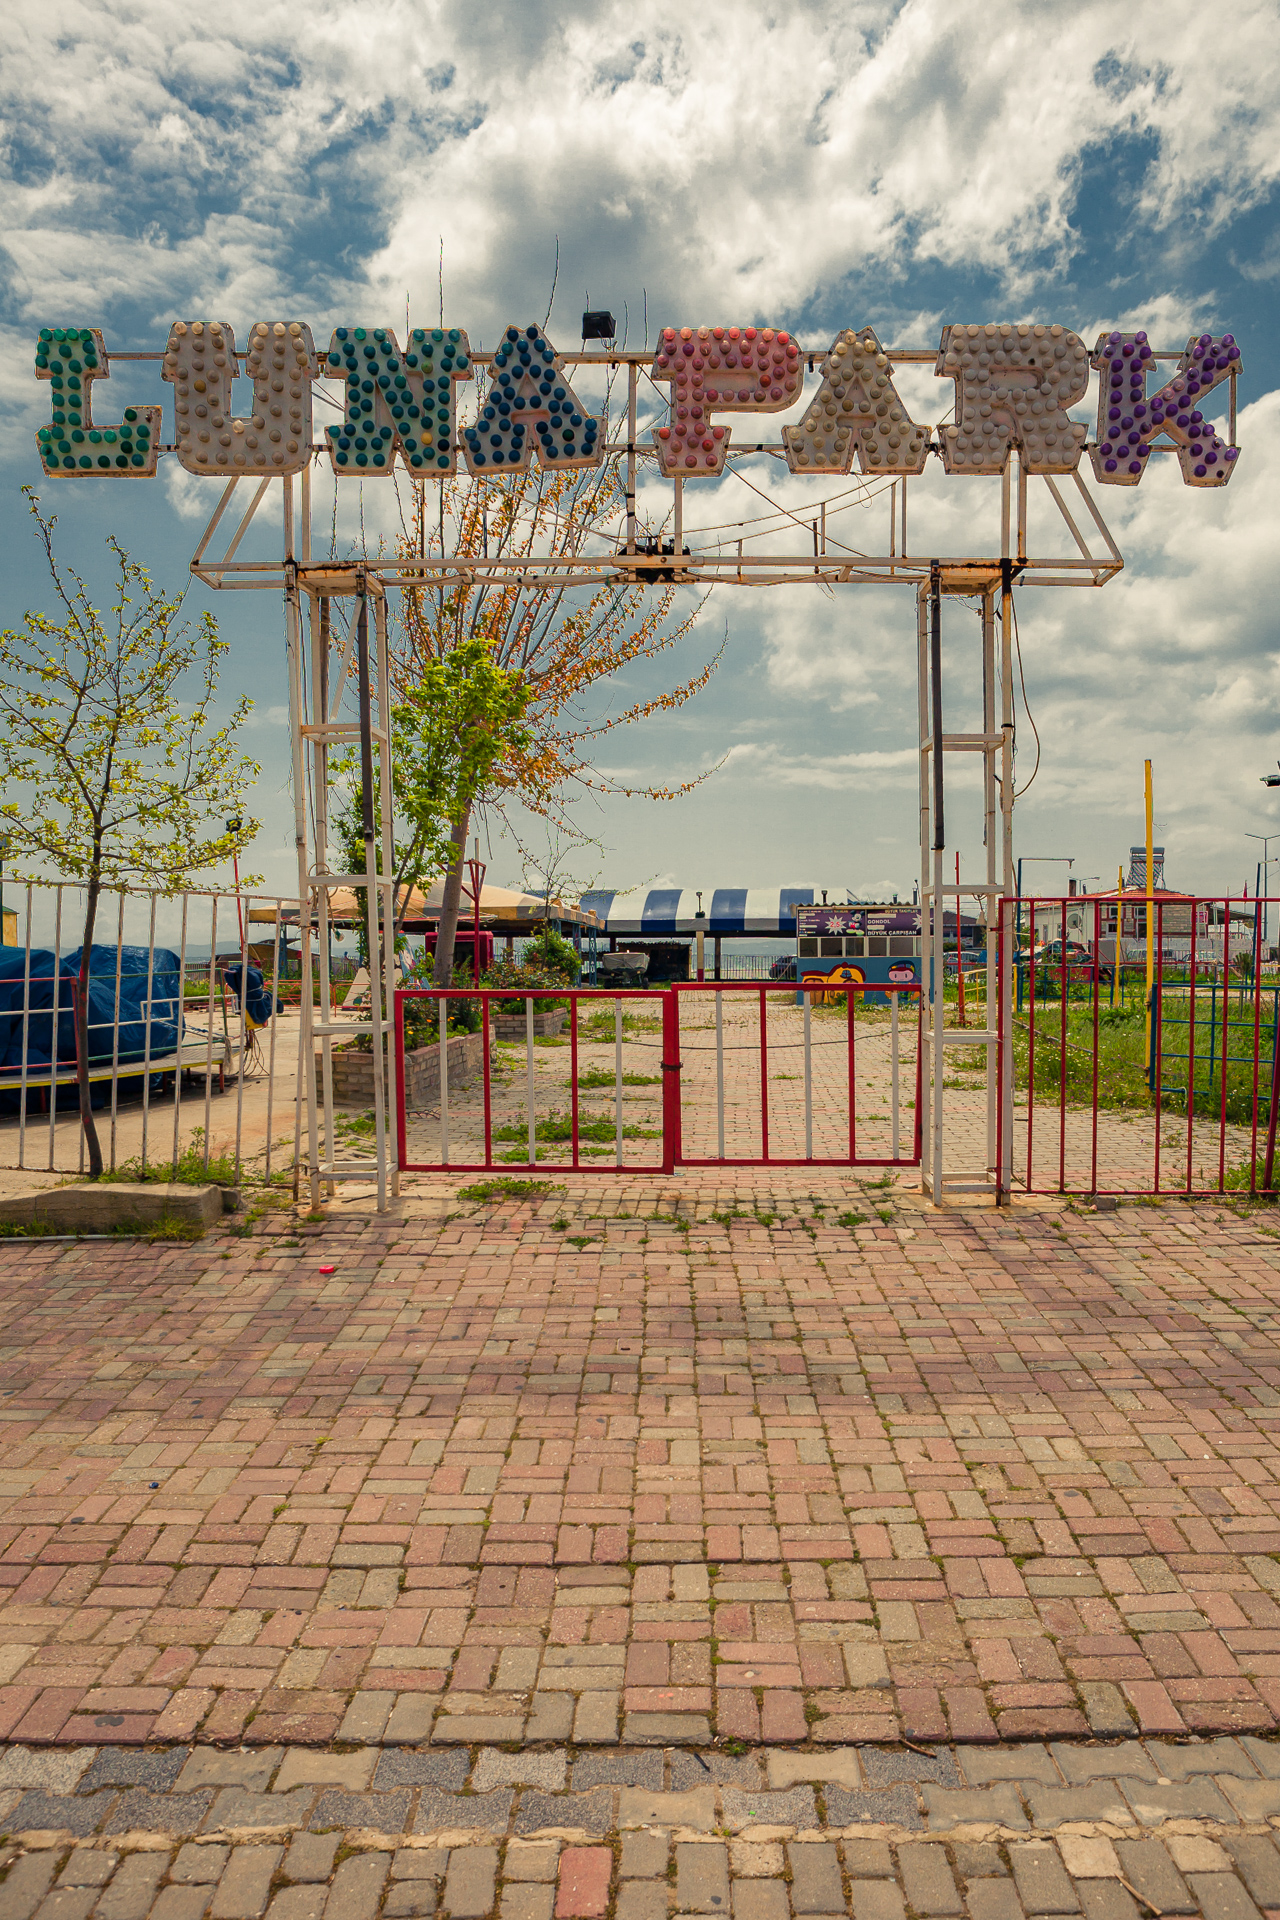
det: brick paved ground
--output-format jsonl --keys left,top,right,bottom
{"left": 2, "top": 1179, "right": 1280, "bottom": 1750}
{"left": 7, "top": 1176, "right": 1280, "bottom": 1920}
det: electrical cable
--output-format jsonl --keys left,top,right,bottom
{"left": 1011, "top": 593, "right": 1041, "bottom": 799}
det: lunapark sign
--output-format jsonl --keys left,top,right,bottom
{"left": 33, "top": 316, "right": 1241, "bottom": 490}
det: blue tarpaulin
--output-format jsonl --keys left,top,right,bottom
{"left": 223, "top": 963, "right": 279, "bottom": 1027}
{"left": 0, "top": 945, "right": 182, "bottom": 1076}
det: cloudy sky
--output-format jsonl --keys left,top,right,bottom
{"left": 2, "top": 0, "right": 1278, "bottom": 908}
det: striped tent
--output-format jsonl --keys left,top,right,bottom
{"left": 579, "top": 887, "right": 855, "bottom": 937}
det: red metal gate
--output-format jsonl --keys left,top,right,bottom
{"left": 997, "top": 894, "right": 1280, "bottom": 1197}
{"left": 394, "top": 981, "right": 922, "bottom": 1174}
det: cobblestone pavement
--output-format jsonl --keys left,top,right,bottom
{"left": 6, "top": 1736, "right": 1280, "bottom": 1920}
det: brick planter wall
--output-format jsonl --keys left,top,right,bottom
{"left": 320, "top": 1031, "right": 489, "bottom": 1110}
{"left": 493, "top": 1007, "right": 567, "bottom": 1040}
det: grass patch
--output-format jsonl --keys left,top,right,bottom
{"left": 0, "top": 1220, "right": 57, "bottom": 1239}
{"left": 456, "top": 1177, "right": 565, "bottom": 1203}
{"left": 577, "top": 1010, "right": 662, "bottom": 1040}
{"left": 836, "top": 1210, "right": 868, "bottom": 1228}
{"left": 493, "top": 1110, "right": 658, "bottom": 1144}
{"left": 98, "top": 1128, "right": 239, "bottom": 1188}
{"left": 577, "top": 1067, "right": 661, "bottom": 1088}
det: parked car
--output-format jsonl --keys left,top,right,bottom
{"left": 1022, "top": 939, "right": 1113, "bottom": 985}
{"left": 768, "top": 955, "right": 798, "bottom": 981}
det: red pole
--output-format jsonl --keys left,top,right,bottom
{"left": 1091, "top": 898, "right": 1100, "bottom": 1198}
{"left": 758, "top": 985, "right": 770, "bottom": 1162}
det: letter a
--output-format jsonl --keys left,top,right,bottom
{"left": 784, "top": 329, "right": 928, "bottom": 475}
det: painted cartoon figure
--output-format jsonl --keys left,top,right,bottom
{"left": 801, "top": 963, "right": 864, "bottom": 1007}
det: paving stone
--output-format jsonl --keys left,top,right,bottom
{"left": 94, "top": 1856, "right": 167, "bottom": 1920}
{"left": 385, "top": 1699, "right": 439, "bottom": 1746}
{"left": 209, "top": 1847, "right": 283, "bottom": 1920}
{"left": 309, "top": 1789, "right": 411, "bottom": 1833}
{"left": 1077, "top": 1886, "right": 1141, "bottom": 1920}
{"left": 502, "top": 1891, "right": 553, "bottom": 1920}
{"left": 767, "top": 1752, "right": 862, "bottom": 1792}
{"left": 391, "top": 1858, "right": 445, "bottom": 1884}
{"left": 824, "top": 1785, "right": 922, "bottom": 1830}
{"left": 325, "top": 1852, "right": 390, "bottom": 1920}
{"left": 263, "top": 1893, "right": 325, "bottom": 1920}
{"left": 1056, "top": 1839, "right": 1121, "bottom": 1881}
{"left": 670, "top": 1755, "right": 764, "bottom": 1791}
{"left": 1145, "top": 1738, "right": 1258, "bottom": 1779}
{"left": 1079, "top": 1685, "right": 1134, "bottom": 1737}
{"left": 843, "top": 1843, "right": 893, "bottom": 1879}
{"left": 1218, "top": 1777, "right": 1280, "bottom": 1820}
{"left": 101, "top": 1790, "right": 214, "bottom": 1836}
{"left": 960, "top": 1748, "right": 1059, "bottom": 1787}
{"left": 860, "top": 1749, "right": 959, "bottom": 1789}
{"left": 179, "top": 1755, "right": 284, "bottom": 1794}
{"left": 277, "top": 1753, "right": 375, "bottom": 1793}
{"left": 922, "top": 1785, "right": 1028, "bottom": 1830}
{"left": 514, "top": 1789, "right": 612, "bottom": 1837}
{"left": 473, "top": 1751, "right": 567, "bottom": 1794}
{"left": 0, "top": 1751, "right": 95, "bottom": 1795}
{"left": 1009, "top": 1845, "right": 1079, "bottom": 1914}
{"left": 615, "top": 1888, "right": 666, "bottom": 1920}
{"left": 897, "top": 1844, "right": 962, "bottom": 1916}
{"left": 553, "top": 1846, "right": 612, "bottom": 1918}
{"left": 721, "top": 1787, "right": 818, "bottom": 1831}
{"left": 57, "top": 1859, "right": 118, "bottom": 1890}
{"left": 375, "top": 1753, "right": 469, "bottom": 1792}
{"left": 953, "top": 1847, "right": 1007, "bottom": 1879}
{"left": 525, "top": 1698, "right": 574, "bottom": 1745}
{"left": 965, "top": 1885, "right": 1024, "bottom": 1920}
{"left": 1120, "top": 1778, "right": 1236, "bottom": 1824}
{"left": 623, "top": 1713, "right": 711, "bottom": 1745}
{"left": 150, "top": 1891, "right": 214, "bottom": 1920}
{"left": 1114, "top": 1842, "right": 1195, "bottom": 1916}
{"left": 432, "top": 1716, "right": 526, "bottom": 1745}
{"left": 1025, "top": 1784, "right": 1133, "bottom": 1830}
{"left": 82, "top": 1749, "right": 190, "bottom": 1793}
{"left": 1223, "top": 1836, "right": 1280, "bottom": 1909}
{"left": 731, "top": 1887, "right": 788, "bottom": 1920}
{"left": 8, "top": 1791, "right": 116, "bottom": 1836}
{"left": 1048, "top": 1745, "right": 1155, "bottom": 1784}
{"left": 618, "top": 1787, "right": 714, "bottom": 1831}
{"left": 0, "top": 1859, "right": 59, "bottom": 1920}
{"left": 211, "top": 1790, "right": 316, "bottom": 1831}
{"left": 572, "top": 1754, "right": 662, "bottom": 1791}
{"left": 383, "top": 1889, "right": 438, "bottom": 1920}
{"left": 505, "top": 1845, "right": 561, "bottom": 1882}
{"left": 282, "top": 1835, "right": 340, "bottom": 1884}
{"left": 418, "top": 1791, "right": 515, "bottom": 1834}
{"left": 572, "top": 1695, "right": 619, "bottom": 1746}
{"left": 1184, "top": 1877, "right": 1265, "bottom": 1920}
{"left": 172, "top": 1847, "right": 230, "bottom": 1885}
{"left": 36, "top": 1891, "right": 96, "bottom": 1920}
{"left": 849, "top": 1886, "right": 906, "bottom": 1920}
{"left": 787, "top": 1843, "right": 843, "bottom": 1915}
{"left": 1164, "top": 1839, "right": 1233, "bottom": 1874}
{"left": 1240, "top": 1738, "right": 1280, "bottom": 1779}
{"left": 443, "top": 1849, "right": 498, "bottom": 1920}
{"left": 677, "top": 1842, "right": 730, "bottom": 1915}
{"left": 619, "top": 1832, "right": 669, "bottom": 1877}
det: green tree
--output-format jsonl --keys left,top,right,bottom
{"left": 0, "top": 490, "right": 259, "bottom": 1176}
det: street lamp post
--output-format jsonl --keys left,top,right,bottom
{"left": 0, "top": 833, "right": 8, "bottom": 945}
{"left": 1247, "top": 832, "right": 1278, "bottom": 954}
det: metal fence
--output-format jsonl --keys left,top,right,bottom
{"left": 0, "top": 880, "right": 300, "bottom": 1181}
{"left": 1000, "top": 895, "right": 1280, "bottom": 1197}
{"left": 394, "top": 980, "right": 923, "bottom": 1175}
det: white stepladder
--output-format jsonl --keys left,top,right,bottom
{"left": 281, "top": 470, "right": 400, "bottom": 1212}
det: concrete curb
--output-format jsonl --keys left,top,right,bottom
{"left": 0, "top": 1181, "right": 222, "bottom": 1233}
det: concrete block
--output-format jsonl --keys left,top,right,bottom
{"left": 0, "top": 1181, "right": 222, "bottom": 1233}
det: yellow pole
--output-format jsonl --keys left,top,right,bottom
{"left": 1145, "top": 760, "right": 1154, "bottom": 1069}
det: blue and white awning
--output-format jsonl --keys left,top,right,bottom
{"left": 579, "top": 887, "right": 856, "bottom": 937}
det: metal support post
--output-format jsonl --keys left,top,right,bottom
{"left": 917, "top": 583, "right": 931, "bottom": 1191}
{"left": 929, "top": 564, "right": 945, "bottom": 1201}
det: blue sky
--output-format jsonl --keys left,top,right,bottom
{"left": 2, "top": 0, "right": 1278, "bottom": 906}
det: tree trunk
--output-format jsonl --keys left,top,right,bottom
{"left": 432, "top": 806, "right": 471, "bottom": 988}
{"left": 76, "top": 874, "right": 103, "bottom": 1178}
